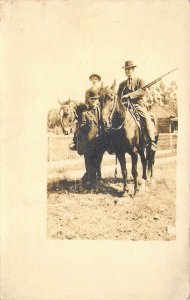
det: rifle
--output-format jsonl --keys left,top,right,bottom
{"left": 122, "top": 67, "right": 178, "bottom": 102}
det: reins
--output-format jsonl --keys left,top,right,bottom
{"left": 104, "top": 92, "right": 126, "bottom": 132}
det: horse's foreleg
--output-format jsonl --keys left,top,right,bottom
{"left": 83, "top": 154, "right": 98, "bottom": 190}
{"left": 117, "top": 153, "right": 127, "bottom": 195}
{"left": 131, "top": 150, "right": 138, "bottom": 194}
{"left": 82, "top": 155, "right": 91, "bottom": 186}
{"left": 96, "top": 151, "right": 104, "bottom": 182}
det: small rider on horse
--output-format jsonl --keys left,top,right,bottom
{"left": 70, "top": 73, "right": 103, "bottom": 151}
{"left": 117, "top": 60, "right": 157, "bottom": 151}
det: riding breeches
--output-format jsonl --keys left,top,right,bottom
{"left": 133, "top": 104, "right": 156, "bottom": 141}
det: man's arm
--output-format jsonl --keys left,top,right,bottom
{"left": 79, "top": 112, "right": 87, "bottom": 128}
{"left": 123, "top": 78, "right": 145, "bottom": 101}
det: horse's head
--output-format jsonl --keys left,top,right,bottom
{"left": 100, "top": 79, "right": 117, "bottom": 131}
{"left": 58, "top": 99, "right": 77, "bottom": 135}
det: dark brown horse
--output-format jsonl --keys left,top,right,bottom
{"left": 100, "top": 81, "right": 158, "bottom": 195}
{"left": 59, "top": 99, "right": 105, "bottom": 189}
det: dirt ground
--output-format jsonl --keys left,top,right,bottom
{"left": 47, "top": 161, "right": 176, "bottom": 240}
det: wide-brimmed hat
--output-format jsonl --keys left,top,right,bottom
{"left": 88, "top": 90, "right": 100, "bottom": 99}
{"left": 122, "top": 60, "right": 137, "bottom": 69}
{"left": 89, "top": 73, "right": 101, "bottom": 81}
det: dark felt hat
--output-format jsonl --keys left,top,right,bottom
{"left": 122, "top": 60, "right": 137, "bottom": 69}
{"left": 89, "top": 73, "right": 101, "bottom": 81}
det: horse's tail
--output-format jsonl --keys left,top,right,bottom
{"left": 114, "top": 155, "right": 118, "bottom": 178}
{"left": 150, "top": 113, "right": 158, "bottom": 133}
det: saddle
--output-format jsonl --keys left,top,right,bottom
{"left": 123, "top": 98, "right": 148, "bottom": 146}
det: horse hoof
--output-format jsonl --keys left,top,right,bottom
{"left": 135, "top": 187, "right": 139, "bottom": 194}
{"left": 77, "top": 181, "right": 84, "bottom": 192}
{"left": 78, "top": 185, "right": 83, "bottom": 193}
{"left": 130, "top": 187, "right": 139, "bottom": 198}
{"left": 122, "top": 189, "right": 129, "bottom": 197}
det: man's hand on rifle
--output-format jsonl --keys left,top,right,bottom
{"left": 122, "top": 89, "right": 145, "bottom": 103}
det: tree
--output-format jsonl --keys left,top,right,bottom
{"left": 47, "top": 108, "right": 61, "bottom": 130}
{"left": 143, "top": 80, "right": 178, "bottom": 111}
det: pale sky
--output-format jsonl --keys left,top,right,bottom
{"left": 2, "top": 0, "right": 189, "bottom": 111}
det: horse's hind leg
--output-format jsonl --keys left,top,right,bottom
{"left": 146, "top": 147, "right": 156, "bottom": 185}
{"left": 117, "top": 153, "right": 128, "bottom": 195}
{"left": 150, "top": 150, "right": 156, "bottom": 181}
{"left": 131, "top": 150, "right": 138, "bottom": 194}
{"left": 138, "top": 149, "right": 147, "bottom": 180}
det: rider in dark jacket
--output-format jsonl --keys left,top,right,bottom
{"left": 117, "top": 60, "right": 157, "bottom": 151}
{"left": 69, "top": 88, "right": 101, "bottom": 151}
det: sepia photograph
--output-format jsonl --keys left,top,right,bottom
{"left": 47, "top": 2, "right": 179, "bottom": 241}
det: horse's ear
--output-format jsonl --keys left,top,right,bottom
{"left": 58, "top": 98, "right": 64, "bottom": 105}
{"left": 111, "top": 79, "right": 116, "bottom": 91}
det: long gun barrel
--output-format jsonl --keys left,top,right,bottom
{"left": 141, "top": 68, "right": 178, "bottom": 90}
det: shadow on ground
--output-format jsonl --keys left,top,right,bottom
{"left": 47, "top": 177, "right": 135, "bottom": 197}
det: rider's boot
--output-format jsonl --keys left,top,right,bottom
{"left": 150, "top": 140, "right": 157, "bottom": 152}
{"left": 69, "top": 139, "right": 77, "bottom": 151}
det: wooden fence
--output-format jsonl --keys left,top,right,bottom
{"left": 48, "top": 133, "right": 177, "bottom": 162}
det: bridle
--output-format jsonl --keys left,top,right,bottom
{"left": 102, "top": 91, "right": 125, "bottom": 132}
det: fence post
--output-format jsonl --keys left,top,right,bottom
{"left": 48, "top": 136, "right": 52, "bottom": 161}
{"left": 170, "top": 133, "right": 173, "bottom": 153}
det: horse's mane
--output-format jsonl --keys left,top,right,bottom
{"left": 116, "top": 96, "right": 127, "bottom": 118}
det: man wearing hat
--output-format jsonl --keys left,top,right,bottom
{"left": 69, "top": 87, "right": 102, "bottom": 152}
{"left": 85, "top": 73, "right": 103, "bottom": 107}
{"left": 81, "top": 90, "right": 101, "bottom": 128}
{"left": 117, "top": 60, "right": 157, "bottom": 151}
